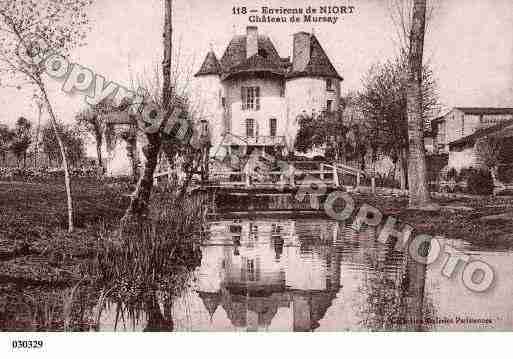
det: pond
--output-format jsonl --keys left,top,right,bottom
{"left": 94, "top": 216, "right": 513, "bottom": 332}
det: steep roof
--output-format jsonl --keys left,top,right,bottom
{"left": 287, "top": 34, "right": 342, "bottom": 80}
{"left": 454, "top": 107, "right": 513, "bottom": 115}
{"left": 449, "top": 119, "right": 513, "bottom": 148}
{"left": 219, "top": 34, "right": 283, "bottom": 79}
{"left": 200, "top": 30, "right": 342, "bottom": 81}
{"left": 222, "top": 54, "right": 284, "bottom": 80}
{"left": 195, "top": 50, "right": 222, "bottom": 77}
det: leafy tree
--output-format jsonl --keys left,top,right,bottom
{"left": 357, "top": 55, "right": 439, "bottom": 189}
{"left": 75, "top": 98, "right": 120, "bottom": 171}
{"left": 10, "top": 116, "right": 32, "bottom": 167}
{"left": 341, "top": 93, "right": 375, "bottom": 171}
{"left": 41, "top": 123, "right": 85, "bottom": 168}
{"left": 0, "top": 124, "right": 13, "bottom": 166}
{"left": 119, "top": 126, "right": 140, "bottom": 183}
{"left": 295, "top": 110, "right": 349, "bottom": 162}
{"left": 475, "top": 136, "right": 502, "bottom": 170}
{"left": 0, "top": 0, "right": 94, "bottom": 231}
{"left": 475, "top": 135, "right": 503, "bottom": 185}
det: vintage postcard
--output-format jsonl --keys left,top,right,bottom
{"left": 0, "top": 0, "right": 512, "bottom": 344}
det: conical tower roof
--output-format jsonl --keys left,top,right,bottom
{"left": 195, "top": 50, "right": 222, "bottom": 77}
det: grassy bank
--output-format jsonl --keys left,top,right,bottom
{"left": 350, "top": 194, "right": 513, "bottom": 249}
{"left": 0, "top": 180, "right": 206, "bottom": 331}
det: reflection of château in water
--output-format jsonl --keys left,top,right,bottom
{"left": 196, "top": 219, "right": 342, "bottom": 331}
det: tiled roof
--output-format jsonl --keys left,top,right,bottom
{"left": 455, "top": 107, "right": 513, "bottom": 115}
{"left": 449, "top": 119, "right": 513, "bottom": 147}
{"left": 220, "top": 34, "right": 282, "bottom": 77}
{"left": 195, "top": 50, "right": 222, "bottom": 76}
{"left": 203, "top": 31, "right": 341, "bottom": 80}
{"left": 287, "top": 34, "right": 342, "bottom": 80}
{"left": 221, "top": 54, "right": 284, "bottom": 80}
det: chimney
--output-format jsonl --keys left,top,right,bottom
{"left": 246, "top": 26, "right": 258, "bottom": 58}
{"left": 292, "top": 32, "right": 311, "bottom": 72}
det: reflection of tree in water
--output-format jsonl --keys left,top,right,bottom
{"left": 93, "top": 196, "right": 205, "bottom": 331}
{"left": 357, "top": 239, "right": 436, "bottom": 331}
{"left": 357, "top": 241, "right": 408, "bottom": 331}
{"left": 96, "top": 242, "right": 200, "bottom": 331}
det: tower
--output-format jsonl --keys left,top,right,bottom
{"left": 285, "top": 32, "right": 343, "bottom": 150}
{"left": 193, "top": 48, "right": 224, "bottom": 157}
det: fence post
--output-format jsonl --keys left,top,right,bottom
{"left": 333, "top": 166, "right": 340, "bottom": 187}
{"left": 245, "top": 167, "right": 250, "bottom": 188}
{"left": 290, "top": 164, "right": 295, "bottom": 187}
{"left": 371, "top": 176, "right": 376, "bottom": 193}
{"left": 356, "top": 172, "right": 361, "bottom": 188}
{"left": 320, "top": 163, "right": 324, "bottom": 181}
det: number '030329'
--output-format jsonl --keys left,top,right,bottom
{"left": 12, "top": 340, "right": 44, "bottom": 349}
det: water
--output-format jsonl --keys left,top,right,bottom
{"left": 95, "top": 217, "right": 513, "bottom": 332}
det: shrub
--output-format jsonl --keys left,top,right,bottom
{"left": 376, "top": 175, "right": 400, "bottom": 189}
{"left": 0, "top": 166, "right": 104, "bottom": 182}
{"left": 446, "top": 167, "right": 458, "bottom": 181}
{"left": 456, "top": 168, "right": 472, "bottom": 182}
{"left": 497, "top": 164, "right": 513, "bottom": 183}
{"left": 465, "top": 168, "right": 494, "bottom": 195}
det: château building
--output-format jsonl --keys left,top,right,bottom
{"left": 192, "top": 26, "right": 343, "bottom": 159}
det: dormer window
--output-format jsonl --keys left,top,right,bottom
{"left": 258, "top": 48, "right": 268, "bottom": 58}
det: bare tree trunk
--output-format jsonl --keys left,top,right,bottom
{"left": 124, "top": 126, "right": 140, "bottom": 183}
{"left": 162, "top": 0, "right": 173, "bottom": 111}
{"left": 403, "top": 255, "right": 427, "bottom": 331}
{"left": 40, "top": 86, "right": 74, "bottom": 232}
{"left": 96, "top": 141, "right": 103, "bottom": 169}
{"left": 406, "top": 0, "right": 432, "bottom": 208}
{"left": 397, "top": 147, "right": 408, "bottom": 190}
{"left": 124, "top": 0, "right": 173, "bottom": 218}
{"left": 128, "top": 139, "right": 140, "bottom": 184}
{"left": 34, "top": 102, "right": 43, "bottom": 167}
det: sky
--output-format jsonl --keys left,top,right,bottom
{"left": 1, "top": 0, "right": 512, "bottom": 140}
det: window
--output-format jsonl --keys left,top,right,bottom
{"left": 326, "top": 78, "right": 333, "bottom": 91}
{"left": 269, "top": 118, "right": 277, "bottom": 137}
{"left": 326, "top": 100, "right": 333, "bottom": 112}
{"left": 246, "top": 118, "right": 255, "bottom": 137}
{"left": 246, "top": 259, "right": 257, "bottom": 281}
{"left": 241, "top": 86, "right": 260, "bottom": 110}
{"left": 201, "top": 120, "right": 208, "bottom": 134}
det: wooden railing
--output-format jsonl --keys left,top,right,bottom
{"left": 152, "top": 160, "right": 374, "bottom": 190}
{"left": 206, "top": 161, "right": 367, "bottom": 189}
